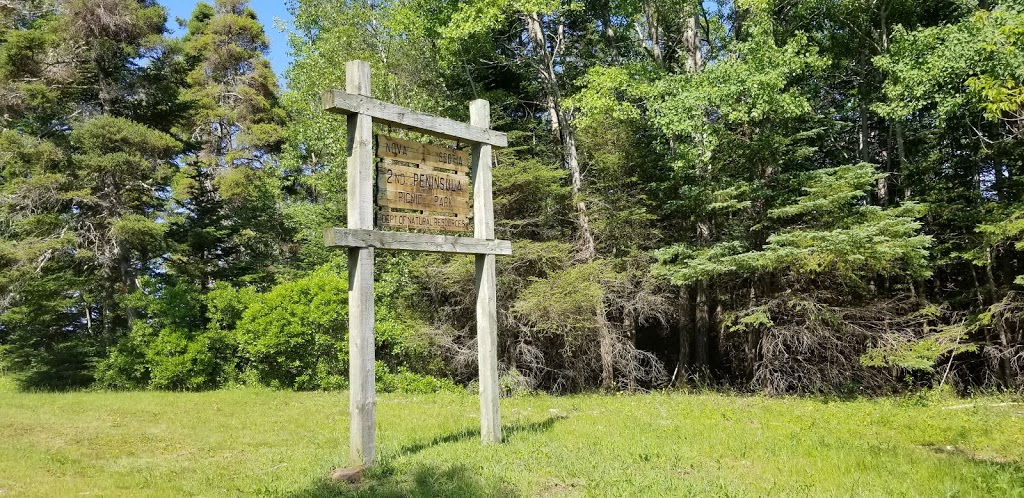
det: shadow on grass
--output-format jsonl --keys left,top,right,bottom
{"left": 921, "top": 444, "right": 1023, "bottom": 468}
{"left": 398, "top": 415, "right": 564, "bottom": 457}
{"left": 281, "top": 416, "right": 564, "bottom": 498}
{"left": 283, "top": 464, "right": 519, "bottom": 498}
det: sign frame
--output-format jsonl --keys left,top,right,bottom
{"left": 322, "top": 60, "right": 509, "bottom": 471}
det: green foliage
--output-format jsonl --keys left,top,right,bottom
{"left": 95, "top": 280, "right": 237, "bottom": 390}
{"left": 876, "top": 3, "right": 1024, "bottom": 128}
{"left": 862, "top": 333, "right": 974, "bottom": 373}
{"left": 6, "top": 0, "right": 1024, "bottom": 395}
{"left": 205, "top": 283, "right": 259, "bottom": 332}
{"left": 655, "top": 164, "right": 932, "bottom": 286}
{"left": 235, "top": 266, "right": 349, "bottom": 390}
{"left": 169, "top": 0, "right": 291, "bottom": 289}
{"left": 515, "top": 261, "right": 609, "bottom": 339}
{"left": 92, "top": 262, "right": 441, "bottom": 392}
{"left": 862, "top": 306, "right": 976, "bottom": 373}
{"left": 0, "top": 0, "right": 182, "bottom": 388}
{"left": 376, "top": 363, "right": 460, "bottom": 394}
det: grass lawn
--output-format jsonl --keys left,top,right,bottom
{"left": 1, "top": 377, "right": 1022, "bottom": 497}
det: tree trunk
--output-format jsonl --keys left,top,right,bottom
{"left": 525, "top": 12, "right": 597, "bottom": 261}
{"left": 877, "top": 125, "right": 892, "bottom": 205}
{"left": 596, "top": 0, "right": 619, "bottom": 58}
{"left": 597, "top": 310, "right": 615, "bottom": 390}
{"left": 675, "top": 285, "right": 693, "bottom": 386}
{"left": 623, "top": 313, "right": 637, "bottom": 391}
{"left": 710, "top": 286, "right": 723, "bottom": 376}
{"left": 682, "top": 7, "right": 711, "bottom": 383}
{"left": 116, "top": 240, "right": 138, "bottom": 324}
{"left": 895, "top": 122, "right": 909, "bottom": 199}
{"left": 985, "top": 247, "right": 998, "bottom": 305}
{"left": 971, "top": 266, "right": 986, "bottom": 308}
{"left": 996, "top": 316, "right": 1012, "bottom": 388}
{"left": 525, "top": 12, "right": 605, "bottom": 387}
{"left": 745, "top": 283, "right": 758, "bottom": 382}
{"left": 562, "top": 122, "right": 597, "bottom": 261}
{"left": 694, "top": 280, "right": 710, "bottom": 376}
{"left": 858, "top": 101, "right": 870, "bottom": 163}
{"left": 639, "top": 1, "right": 664, "bottom": 67}
{"left": 682, "top": 11, "right": 702, "bottom": 73}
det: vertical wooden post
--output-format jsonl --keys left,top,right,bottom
{"left": 345, "top": 60, "right": 376, "bottom": 467}
{"left": 471, "top": 99, "right": 502, "bottom": 443}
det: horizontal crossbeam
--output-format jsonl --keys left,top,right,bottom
{"left": 325, "top": 228, "right": 512, "bottom": 255}
{"left": 322, "top": 90, "right": 508, "bottom": 148}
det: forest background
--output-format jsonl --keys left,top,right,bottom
{"left": 2, "top": 0, "right": 1024, "bottom": 396}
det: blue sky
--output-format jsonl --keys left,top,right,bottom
{"left": 164, "top": 0, "right": 294, "bottom": 80}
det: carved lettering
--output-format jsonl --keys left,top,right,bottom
{"left": 378, "top": 211, "right": 471, "bottom": 232}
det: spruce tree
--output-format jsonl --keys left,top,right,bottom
{"left": 0, "top": 0, "right": 181, "bottom": 388}
{"left": 168, "top": 0, "right": 289, "bottom": 288}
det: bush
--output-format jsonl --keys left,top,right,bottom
{"left": 376, "top": 362, "right": 459, "bottom": 394}
{"left": 94, "top": 322, "right": 152, "bottom": 389}
{"left": 95, "top": 263, "right": 453, "bottom": 392}
{"left": 95, "top": 281, "right": 238, "bottom": 390}
{"left": 235, "top": 266, "right": 349, "bottom": 390}
{"left": 147, "top": 327, "right": 236, "bottom": 390}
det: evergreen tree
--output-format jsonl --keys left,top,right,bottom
{"left": 2, "top": 0, "right": 1023, "bottom": 393}
{"left": 0, "top": 0, "right": 181, "bottom": 388}
{"left": 168, "top": 0, "right": 289, "bottom": 288}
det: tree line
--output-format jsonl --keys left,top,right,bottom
{"left": 2, "top": 0, "right": 1023, "bottom": 395}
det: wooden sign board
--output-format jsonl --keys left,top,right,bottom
{"left": 377, "top": 136, "right": 471, "bottom": 173}
{"left": 377, "top": 162, "right": 469, "bottom": 198}
{"left": 377, "top": 190, "right": 471, "bottom": 214}
{"left": 377, "top": 135, "right": 422, "bottom": 163}
{"left": 422, "top": 143, "right": 470, "bottom": 173}
{"left": 375, "top": 136, "right": 472, "bottom": 233}
{"left": 377, "top": 211, "right": 471, "bottom": 232}
{"left": 324, "top": 63, "right": 508, "bottom": 470}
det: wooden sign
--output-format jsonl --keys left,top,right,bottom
{"left": 377, "top": 135, "right": 422, "bottom": 163}
{"left": 323, "top": 61, "right": 509, "bottom": 471}
{"left": 377, "top": 190, "right": 471, "bottom": 214}
{"left": 375, "top": 136, "right": 472, "bottom": 233}
{"left": 377, "top": 162, "right": 469, "bottom": 198}
{"left": 421, "top": 143, "right": 470, "bottom": 172}
{"left": 377, "top": 211, "right": 471, "bottom": 232}
{"left": 377, "top": 135, "right": 471, "bottom": 172}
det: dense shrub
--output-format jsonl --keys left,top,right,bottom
{"left": 93, "top": 261, "right": 453, "bottom": 392}
{"left": 96, "top": 281, "right": 240, "bottom": 390}
{"left": 235, "top": 266, "right": 349, "bottom": 390}
{"left": 376, "top": 363, "right": 459, "bottom": 394}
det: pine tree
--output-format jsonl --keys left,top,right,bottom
{"left": 0, "top": 0, "right": 181, "bottom": 388}
{"left": 168, "top": 0, "right": 289, "bottom": 288}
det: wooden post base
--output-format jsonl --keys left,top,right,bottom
{"left": 330, "top": 467, "right": 365, "bottom": 484}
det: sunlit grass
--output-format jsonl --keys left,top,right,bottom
{"left": 0, "top": 380, "right": 1021, "bottom": 497}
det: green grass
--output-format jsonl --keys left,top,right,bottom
{"left": 1, "top": 378, "right": 1022, "bottom": 497}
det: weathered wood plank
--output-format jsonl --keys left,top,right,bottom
{"left": 376, "top": 135, "right": 423, "bottom": 162}
{"left": 376, "top": 168, "right": 471, "bottom": 198}
{"left": 377, "top": 190, "right": 472, "bottom": 214}
{"left": 375, "top": 136, "right": 470, "bottom": 173}
{"left": 375, "top": 174, "right": 469, "bottom": 197}
{"left": 345, "top": 60, "right": 376, "bottom": 469}
{"left": 376, "top": 211, "right": 472, "bottom": 233}
{"left": 421, "top": 142, "right": 471, "bottom": 172}
{"left": 377, "top": 162, "right": 470, "bottom": 197}
{"left": 471, "top": 99, "right": 502, "bottom": 444}
{"left": 421, "top": 159, "right": 470, "bottom": 174}
{"left": 323, "top": 90, "right": 509, "bottom": 147}
{"left": 325, "top": 228, "right": 510, "bottom": 254}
